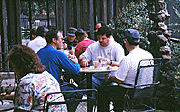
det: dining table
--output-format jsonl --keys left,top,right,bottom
{"left": 80, "top": 66, "right": 119, "bottom": 112}
{"left": 80, "top": 66, "right": 119, "bottom": 89}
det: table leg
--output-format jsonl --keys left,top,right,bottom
{"left": 86, "top": 73, "right": 93, "bottom": 112}
{"left": 86, "top": 73, "right": 92, "bottom": 89}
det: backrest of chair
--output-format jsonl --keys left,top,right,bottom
{"left": 43, "top": 89, "right": 97, "bottom": 112}
{"left": 135, "top": 58, "right": 162, "bottom": 88}
{"left": 132, "top": 58, "right": 162, "bottom": 100}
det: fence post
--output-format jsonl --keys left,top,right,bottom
{"left": 76, "top": 0, "right": 81, "bottom": 29}
{"left": 63, "top": 0, "right": 67, "bottom": 36}
{"left": 89, "top": 0, "right": 94, "bottom": 39}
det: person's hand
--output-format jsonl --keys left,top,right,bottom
{"left": 100, "top": 57, "right": 111, "bottom": 65}
{"left": 68, "top": 54, "right": 78, "bottom": 63}
{"left": 105, "top": 59, "right": 111, "bottom": 65}
{"left": 63, "top": 43, "right": 67, "bottom": 49}
{"left": 79, "top": 56, "right": 88, "bottom": 67}
{"left": 69, "top": 49, "right": 74, "bottom": 55}
{"left": 80, "top": 59, "right": 88, "bottom": 67}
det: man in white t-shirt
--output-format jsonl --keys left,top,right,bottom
{"left": 28, "top": 26, "right": 47, "bottom": 53}
{"left": 79, "top": 26, "right": 124, "bottom": 68}
{"left": 102, "top": 29, "right": 153, "bottom": 112}
{"left": 79, "top": 26, "right": 125, "bottom": 111}
{"left": 79, "top": 26, "right": 125, "bottom": 85}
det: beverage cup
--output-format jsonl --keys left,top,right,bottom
{"left": 97, "top": 56, "right": 101, "bottom": 63}
{"left": 101, "top": 60, "right": 107, "bottom": 67}
{"left": 93, "top": 61, "right": 98, "bottom": 69}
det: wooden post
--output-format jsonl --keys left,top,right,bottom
{"left": 103, "top": 0, "right": 107, "bottom": 24}
{"left": 0, "top": 0, "right": 9, "bottom": 71}
{"left": 63, "top": 0, "right": 67, "bottom": 35}
{"left": 56, "top": 0, "right": 64, "bottom": 31}
{"left": 16, "top": 0, "right": 21, "bottom": 44}
{"left": 115, "top": 0, "right": 120, "bottom": 17}
{"left": 66, "top": 0, "right": 74, "bottom": 27}
{"left": 95, "top": 0, "right": 101, "bottom": 23}
{"left": 108, "top": 0, "right": 113, "bottom": 23}
{"left": 76, "top": 0, "right": 81, "bottom": 28}
{"left": 46, "top": 0, "right": 50, "bottom": 28}
{"left": 28, "top": 1, "right": 32, "bottom": 30}
{"left": 6, "top": 0, "right": 21, "bottom": 47}
{"left": 89, "top": 0, "right": 94, "bottom": 39}
{"left": 55, "top": 0, "right": 59, "bottom": 30}
{"left": 0, "top": 0, "right": 8, "bottom": 53}
{"left": 82, "top": 0, "right": 88, "bottom": 29}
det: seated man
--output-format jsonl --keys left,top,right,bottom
{"left": 102, "top": 29, "right": 154, "bottom": 112}
{"left": 37, "top": 30, "right": 80, "bottom": 87}
{"left": 75, "top": 28, "right": 95, "bottom": 58}
{"left": 37, "top": 30, "right": 81, "bottom": 112}
{"left": 63, "top": 27, "right": 78, "bottom": 54}
{"left": 79, "top": 26, "right": 125, "bottom": 111}
{"left": 79, "top": 26, "right": 124, "bottom": 68}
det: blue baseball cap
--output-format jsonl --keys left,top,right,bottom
{"left": 125, "top": 29, "right": 140, "bottom": 42}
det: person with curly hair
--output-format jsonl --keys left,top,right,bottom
{"left": 7, "top": 45, "right": 67, "bottom": 112}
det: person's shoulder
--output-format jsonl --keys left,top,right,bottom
{"left": 42, "top": 71, "right": 57, "bottom": 81}
{"left": 85, "top": 41, "right": 98, "bottom": 50}
{"left": 37, "top": 46, "right": 56, "bottom": 55}
{"left": 88, "top": 39, "right": 96, "bottom": 44}
{"left": 19, "top": 73, "right": 36, "bottom": 84}
{"left": 112, "top": 41, "right": 122, "bottom": 46}
{"left": 144, "top": 50, "right": 153, "bottom": 58}
{"left": 79, "top": 39, "right": 94, "bottom": 45}
{"left": 27, "top": 40, "right": 33, "bottom": 47}
{"left": 139, "top": 48, "right": 152, "bottom": 55}
{"left": 90, "top": 41, "right": 98, "bottom": 46}
{"left": 30, "top": 36, "right": 45, "bottom": 44}
{"left": 36, "top": 36, "right": 46, "bottom": 41}
{"left": 111, "top": 41, "right": 124, "bottom": 51}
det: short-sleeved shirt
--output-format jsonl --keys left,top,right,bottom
{"left": 75, "top": 39, "right": 95, "bottom": 58}
{"left": 14, "top": 71, "right": 67, "bottom": 112}
{"left": 115, "top": 47, "right": 153, "bottom": 88}
{"left": 80, "top": 40, "right": 125, "bottom": 63}
{"left": 37, "top": 46, "right": 80, "bottom": 84}
{"left": 28, "top": 36, "right": 47, "bottom": 53}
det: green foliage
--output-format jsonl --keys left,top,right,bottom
{"left": 160, "top": 41, "right": 180, "bottom": 108}
{"left": 109, "top": 1, "right": 150, "bottom": 50}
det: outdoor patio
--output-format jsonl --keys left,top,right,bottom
{"left": 0, "top": 0, "right": 179, "bottom": 112}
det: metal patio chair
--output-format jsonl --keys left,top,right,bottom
{"left": 122, "top": 58, "right": 163, "bottom": 112}
{"left": 43, "top": 89, "right": 98, "bottom": 112}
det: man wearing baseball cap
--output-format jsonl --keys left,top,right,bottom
{"left": 100, "top": 29, "right": 154, "bottom": 112}
{"left": 63, "top": 27, "right": 78, "bottom": 52}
